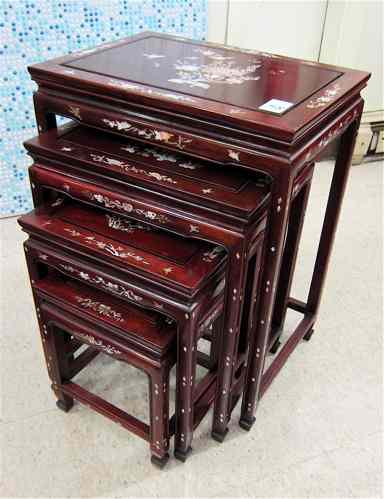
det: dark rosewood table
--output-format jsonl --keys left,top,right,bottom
{"left": 28, "top": 32, "right": 370, "bottom": 439}
{"left": 19, "top": 198, "right": 229, "bottom": 466}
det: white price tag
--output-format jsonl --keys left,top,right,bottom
{"left": 258, "top": 99, "right": 293, "bottom": 114}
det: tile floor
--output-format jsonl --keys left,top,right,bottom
{"left": 0, "top": 160, "right": 382, "bottom": 498}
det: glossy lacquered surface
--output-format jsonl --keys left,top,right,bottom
{"left": 24, "top": 123, "right": 270, "bottom": 219}
{"left": 34, "top": 273, "right": 176, "bottom": 354}
{"left": 31, "top": 269, "right": 176, "bottom": 466}
{"left": 26, "top": 31, "right": 370, "bottom": 459}
{"left": 19, "top": 199, "right": 227, "bottom": 295}
{"left": 29, "top": 32, "right": 370, "bottom": 141}
{"left": 66, "top": 35, "right": 340, "bottom": 112}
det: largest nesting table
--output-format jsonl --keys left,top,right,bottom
{"left": 28, "top": 32, "right": 370, "bottom": 440}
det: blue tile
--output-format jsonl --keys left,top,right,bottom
{"left": 0, "top": 0, "right": 207, "bottom": 216}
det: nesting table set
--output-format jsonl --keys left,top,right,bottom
{"left": 18, "top": 33, "right": 369, "bottom": 467}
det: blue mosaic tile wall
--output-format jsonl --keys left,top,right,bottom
{"left": 0, "top": 0, "right": 207, "bottom": 217}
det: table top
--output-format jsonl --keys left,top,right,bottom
{"left": 24, "top": 123, "right": 270, "bottom": 220}
{"left": 34, "top": 274, "right": 176, "bottom": 355}
{"left": 29, "top": 32, "right": 370, "bottom": 142}
{"left": 19, "top": 200, "right": 227, "bottom": 295}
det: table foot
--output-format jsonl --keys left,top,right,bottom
{"left": 239, "top": 415, "right": 256, "bottom": 431}
{"left": 211, "top": 427, "right": 228, "bottom": 443}
{"left": 270, "top": 337, "right": 282, "bottom": 354}
{"left": 303, "top": 328, "right": 314, "bottom": 342}
{"left": 174, "top": 446, "right": 192, "bottom": 462}
{"left": 56, "top": 399, "right": 73, "bottom": 413}
{"left": 151, "top": 453, "right": 169, "bottom": 469}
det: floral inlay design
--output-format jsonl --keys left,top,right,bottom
{"left": 202, "top": 246, "right": 225, "bottom": 263}
{"left": 178, "top": 160, "right": 200, "bottom": 170}
{"left": 105, "top": 214, "right": 152, "bottom": 234}
{"left": 108, "top": 79, "right": 195, "bottom": 103}
{"left": 64, "top": 228, "right": 80, "bottom": 237}
{"left": 51, "top": 197, "right": 65, "bottom": 207}
{"left": 60, "top": 264, "right": 143, "bottom": 302}
{"left": 102, "top": 119, "right": 192, "bottom": 150}
{"left": 88, "top": 193, "right": 133, "bottom": 213}
{"left": 163, "top": 267, "right": 173, "bottom": 275}
{"left": 68, "top": 106, "right": 81, "bottom": 120}
{"left": 168, "top": 48, "right": 262, "bottom": 89}
{"left": 63, "top": 227, "right": 150, "bottom": 265}
{"left": 134, "top": 208, "right": 169, "bottom": 224}
{"left": 120, "top": 144, "right": 202, "bottom": 170}
{"left": 60, "top": 263, "right": 143, "bottom": 302}
{"left": 102, "top": 119, "right": 132, "bottom": 131}
{"left": 189, "top": 225, "right": 200, "bottom": 233}
{"left": 76, "top": 332, "right": 123, "bottom": 356}
{"left": 269, "top": 69, "right": 286, "bottom": 76}
{"left": 75, "top": 296, "right": 124, "bottom": 322}
{"left": 89, "top": 192, "right": 170, "bottom": 224}
{"left": 164, "top": 316, "right": 175, "bottom": 326}
{"left": 90, "top": 153, "right": 177, "bottom": 184}
{"left": 228, "top": 149, "right": 240, "bottom": 161}
{"left": 307, "top": 84, "right": 341, "bottom": 109}
{"left": 143, "top": 53, "right": 165, "bottom": 60}
{"left": 304, "top": 107, "right": 359, "bottom": 162}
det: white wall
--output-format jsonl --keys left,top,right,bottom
{"left": 320, "top": 0, "right": 383, "bottom": 112}
{"left": 227, "top": 0, "right": 327, "bottom": 61}
{"left": 207, "top": 0, "right": 228, "bottom": 44}
{"left": 207, "top": 0, "right": 383, "bottom": 113}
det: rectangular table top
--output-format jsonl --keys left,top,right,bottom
{"left": 19, "top": 200, "right": 227, "bottom": 296}
{"left": 29, "top": 32, "right": 370, "bottom": 142}
{"left": 34, "top": 274, "right": 176, "bottom": 356}
{"left": 24, "top": 123, "right": 270, "bottom": 220}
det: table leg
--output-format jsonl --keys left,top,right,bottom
{"left": 306, "top": 121, "right": 360, "bottom": 319}
{"left": 212, "top": 242, "right": 249, "bottom": 441}
{"left": 149, "top": 364, "right": 171, "bottom": 468}
{"left": 33, "top": 92, "right": 57, "bottom": 133}
{"left": 240, "top": 119, "right": 360, "bottom": 428}
{"left": 272, "top": 176, "right": 313, "bottom": 332}
{"left": 174, "top": 313, "right": 198, "bottom": 462}
{"left": 45, "top": 322, "right": 74, "bottom": 412}
{"left": 23, "top": 250, "right": 74, "bottom": 410}
{"left": 240, "top": 169, "right": 293, "bottom": 430}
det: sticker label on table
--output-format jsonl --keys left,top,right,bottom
{"left": 258, "top": 99, "right": 293, "bottom": 114}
